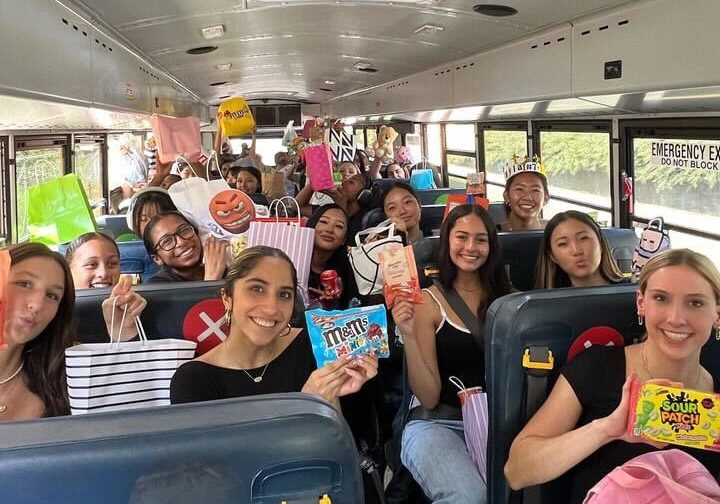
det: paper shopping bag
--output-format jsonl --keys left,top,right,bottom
{"left": 150, "top": 114, "right": 202, "bottom": 164}
{"left": 305, "top": 144, "right": 335, "bottom": 191}
{"left": 26, "top": 174, "right": 98, "bottom": 245}
{"left": 325, "top": 128, "right": 356, "bottom": 163}
{"left": 247, "top": 220, "right": 314, "bottom": 304}
{"left": 348, "top": 220, "right": 404, "bottom": 296}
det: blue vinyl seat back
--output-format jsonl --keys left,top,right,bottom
{"left": 117, "top": 240, "right": 160, "bottom": 283}
{"left": 416, "top": 188, "right": 467, "bottom": 205}
{"left": 0, "top": 394, "right": 363, "bottom": 504}
{"left": 487, "top": 202, "right": 507, "bottom": 226}
{"left": 74, "top": 280, "right": 306, "bottom": 344}
{"left": 498, "top": 227, "right": 637, "bottom": 291}
{"left": 97, "top": 214, "right": 133, "bottom": 239}
{"left": 484, "top": 285, "right": 720, "bottom": 504}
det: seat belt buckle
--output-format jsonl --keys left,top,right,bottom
{"left": 522, "top": 347, "right": 554, "bottom": 371}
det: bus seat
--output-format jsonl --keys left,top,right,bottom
{"left": 117, "top": 241, "right": 159, "bottom": 282}
{"left": 420, "top": 204, "right": 445, "bottom": 235}
{"left": 97, "top": 214, "right": 133, "bottom": 238}
{"left": 499, "top": 227, "right": 639, "bottom": 291}
{"left": 412, "top": 237, "right": 440, "bottom": 288}
{"left": 360, "top": 207, "right": 386, "bottom": 231}
{"left": 601, "top": 227, "right": 638, "bottom": 273}
{"left": 487, "top": 202, "right": 507, "bottom": 226}
{"left": 0, "top": 394, "right": 364, "bottom": 504}
{"left": 74, "top": 281, "right": 306, "bottom": 345}
{"left": 484, "top": 284, "right": 720, "bottom": 504}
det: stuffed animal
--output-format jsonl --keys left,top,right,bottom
{"left": 366, "top": 125, "right": 398, "bottom": 163}
{"left": 632, "top": 217, "right": 671, "bottom": 280}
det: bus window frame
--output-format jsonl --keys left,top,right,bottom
{"left": 13, "top": 135, "right": 71, "bottom": 243}
{"left": 0, "top": 136, "right": 9, "bottom": 242}
{"left": 72, "top": 133, "right": 108, "bottom": 215}
{"left": 532, "top": 120, "right": 614, "bottom": 221}
{"left": 478, "top": 122, "right": 530, "bottom": 196}
{"left": 620, "top": 117, "right": 720, "bottom": 240}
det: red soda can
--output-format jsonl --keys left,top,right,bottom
{"left": 320, "top": 270, "right": 341, "bottom": 297}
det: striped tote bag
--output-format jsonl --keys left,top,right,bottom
{"left": 65, "top": 308, "right": 196, "bottom": 415}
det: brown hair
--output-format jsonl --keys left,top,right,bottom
{"left": 639, "top": 249, "right": 720, "bottom": 303}
{"left": 65, "top": 232, "right": 119, "bottom": 265}
{"left": 11, "top": 243, "right": 75, "bottom": 417}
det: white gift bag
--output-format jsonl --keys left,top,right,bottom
{"left": 65, "top": 302, "right": 196, "bottom": 415}
{"left": 348, "top": 219, "right": 404, "bottom": 296}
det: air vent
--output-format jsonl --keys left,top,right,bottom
{"left": 186, "top": 46, "right": 218, "bottom": 55}
{"left": 319, "top": 88, "right": 333, "bottom": 92}
{"left": 357, "top": 67, "right": 378, "bottom": 73}
{"left": 209, "top": 81, "right": 228, "bottom": 86}
{"left": 472, "top": 4, "right": 518, "bottom": 16}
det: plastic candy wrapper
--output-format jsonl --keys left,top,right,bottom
{"left": 305, "top": 304, "right": 390, "bottom": 368}
{"left": 628, "top": 379, "right": 720, "bottom": 452}
{"left": 0, "top": 250, "right": 9, "bottom": 349}
{"left": 229, "top": 234, "right": 248, "bottom": 259}
{"left": 466, "top": 172, "right": 486, "bottom": 196}
{"left": 380, "top": 244, "right": 423, "bottom": 308}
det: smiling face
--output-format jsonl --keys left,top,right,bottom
{"left": 448, "top": 213, "right": 490, "bottom": 273}
{"left": 313, "top": 208, "right": 348, "bottom": 252}
{"left": 4, "top": 257, "right": 65, "bottom": 347}
{"left": 549, "top": 218, "right": 603, "bottom": 286}
{"left": 236, "top": 170, "right": 259, "bottom": 193}
{"left": 68, "top": 238, "right": 120, "bottom": 289}
{"left": 387, "top": 164, "right": 406, "bottom": 179}
{"left": 637, "top": 264, "right": 720, "bottom": 362}
{"left": 209, "top": 189, "right": 255, "bottom": 234}
{"left": 150, "top": 215, "right": 202, "bottom": 269}
{"left": 384, "top": 187, "right": 421, "bottom": 232}
{"left": 504, "top": 172, "right": 548, "bottom": 220}
{"left": 223, "top": 257, "right": 296, "bottom": 348}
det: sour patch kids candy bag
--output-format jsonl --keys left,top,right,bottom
{"left": 305, "top": 304, "right": 390, "bottom": 368}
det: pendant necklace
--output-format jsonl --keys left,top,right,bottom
{"left": 240, "top": 344, "right": 277, "bottom": 384}
{"left": 0, "top": 362, "right": 24, "bottom": 413}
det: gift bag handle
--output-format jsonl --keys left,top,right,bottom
{"left": 109, "top": 297, "right": 149, "bottom": 346}
{"left": 269, "top": 196, "right": 302, "bottom": 225}
{"left": 354, "top": 219, "right": 396, "bottom": 247}
{"left": 205, "top": 150, "right": 219, "bottom": 177}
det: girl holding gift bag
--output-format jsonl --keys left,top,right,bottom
{"left": 391, "top": 204, "right": 512, "bottom": 503}
{"left": 142, "top": 212, "right": 228, "bottom": 283}
{"left": 170, "top": 246, "right": 377, "bottom": 409}
{"left": 505, "top": 249, "right": 720, "bottom": 503}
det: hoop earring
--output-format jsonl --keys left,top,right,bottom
{"left": 637, "top": 314, "right": 644, "bottom": 326}
{"left": 224, "top": 310, "right": 231, "bottom": 325}
{"left": 714, "top": 325, "right": 720, "bottom": 341}
{"left": 279, "top": 323, "right": 291, "bottom": 337}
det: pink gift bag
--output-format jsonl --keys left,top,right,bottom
{"left": 150, "top": 114, "right": 202, "bottom": 164}
{"left": 305, "top": 144, "right": 335, "bottom": 191}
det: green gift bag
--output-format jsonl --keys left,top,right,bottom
{"left": 26, "top": 174, "right": 98, "bottom": 245}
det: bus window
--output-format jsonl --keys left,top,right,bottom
{"left": 632, "top": 137, "right": 720, "bottom": 266}
{"left": 229, "top": 136, "right": 284, "bottom": 167}
{"left": 405, "top": 130, "right": 422, "bottom": 166}
{"left": 354, "top": 128, "right": 365, "bottom": 150}
{"left": 366, "top": 127, "right": 378, "bottom": 151}
{"left": 445, "top": 124, "right": 477, "bottom": 188}
{"left": 539, "top": 128, "right": 612, "bottom": 225}
{"left": 15, "top": 146, "right": 64, "bottom": 241}
{"left": 74, "top": 140, "right": 104, "bottom": 217}
{"left": 482, "top": 128, "right": 527, "bottom": 202}
{"left": 426, "top": 124, "right": 442, "bottom": 167}
{"left": 107, "top": 133, "right": 146, "bottom": 192}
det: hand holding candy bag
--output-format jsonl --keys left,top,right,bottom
{"left": 380, "top": 244, "right": 423, "bottom": 308}
{"left": 305, "top": 305, "right": 390, "bottom": 368}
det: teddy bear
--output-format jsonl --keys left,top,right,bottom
{"left": 366, "top": 125, "right": 398, "bottom": 163}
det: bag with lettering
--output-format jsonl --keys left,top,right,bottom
{"left": 380, "top": 244, "right": 423, "bottom": 308}
{"left": 305, "top": 304, "right": 390, "bottom": 368}
{"left": 217, "top": 97, "right": 256, "bottom": 137}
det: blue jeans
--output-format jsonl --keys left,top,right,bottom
{"left": 401, "top": 419, "right": 487, "bottom": 504}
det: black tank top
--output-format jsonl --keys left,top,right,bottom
{"left": 426, "top": 289, "right": 486, "bottom": 408}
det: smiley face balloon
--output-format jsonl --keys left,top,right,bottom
{"left": 209, "top": 189, "right": 255, "bottom": 234}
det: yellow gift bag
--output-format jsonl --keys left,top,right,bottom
{"left": 218, "top": 97, "right": 255, "bottom": 137}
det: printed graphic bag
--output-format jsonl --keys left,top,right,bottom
{"left": 348, "top": 219, "right": 404, "bottom": 296}
{"left": 217, "top": 97, "right": 256, "bottom": 137}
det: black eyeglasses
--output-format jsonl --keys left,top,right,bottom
{"left": 154, "top": 223, "right": 196, "bottom": 251}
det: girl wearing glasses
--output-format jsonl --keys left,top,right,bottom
{"left": 142, "top": 212, "right": 228, "bottom": 283}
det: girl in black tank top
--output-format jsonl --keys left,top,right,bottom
{"left": 392, "top": 204, "right": 512, "bottom": 503}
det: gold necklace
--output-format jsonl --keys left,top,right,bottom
{"left": 640, "top": 343, "right": 702, "bottom": 389}
{"left": 0, "top": 362, "right": 24, "bottom": 413}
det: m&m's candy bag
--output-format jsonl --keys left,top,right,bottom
{"left": 305, "top": 304, "right": 390, "bottom": 368}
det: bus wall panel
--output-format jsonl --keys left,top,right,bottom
{"left": 0, "top": 0, "right": 93, "bottom": 105}
{"left": 454, "top": 25, "right": 573, "bottom": 107}
{"left": 91, "top": 28, "right": 153, "bottom": 114}
{"left": 573, "top": 0, "right": 720, "bottom": 95}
